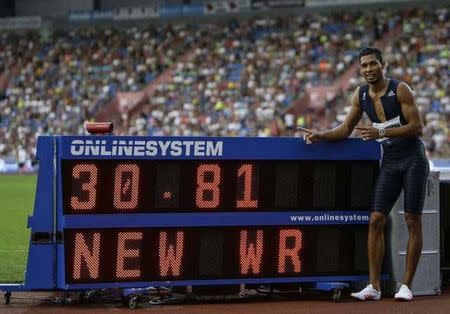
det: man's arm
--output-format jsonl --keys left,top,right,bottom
{"left": 384, "top": 82, "right": 422, "bottom": 138}
{"left": 306, "top": 87, "right": 362, "bottom": 142}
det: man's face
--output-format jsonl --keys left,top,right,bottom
{"left": 359, "top": 54, "right": 384, "bottom": 85}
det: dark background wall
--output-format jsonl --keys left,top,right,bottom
{"left": 0, "top": 0, "right": 14, "bottom": 17}
{"left": 15, "top": 0, "right": 93, "bottom": 17}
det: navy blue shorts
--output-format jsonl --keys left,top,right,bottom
{"left": 372, "top": 141, "right": 430, "bottom": 216}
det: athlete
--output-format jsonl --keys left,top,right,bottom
{"left": 300, "top": 46, "right": 429, "bottom": 301}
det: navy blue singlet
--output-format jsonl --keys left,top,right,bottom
{"left": 359, "top": 78, "right": 429, "bottom": 215}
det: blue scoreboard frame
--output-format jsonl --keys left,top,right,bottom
{"left": 0, "top": 136, "right": 383, "bottom": 292}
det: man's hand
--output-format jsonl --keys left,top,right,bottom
{"left": 297, "top": 127, "right": 322, "bottom": 144}
{"left": 355, "top": 126, "right": 380, "bottom": 141}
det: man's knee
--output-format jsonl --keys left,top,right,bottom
{"left": 369, "top": 212, "right": 386, "bottom": 230}
{"left": 405, "top": 212, "right": 422, "bottom": 233}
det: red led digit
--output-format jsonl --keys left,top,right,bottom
{"left": 73, "top": 232, "right": 101, "bottom": 280}
{"left": 113, "top": 164, "right": 140, "bottom": 210}
{"left": 239, "top": 230, "right": 264, "bottom": 275}
{"left": 70, "top": 164, "right": 98, "bottom": 211}
{"left": 159, "top": 231, "right": 184, "bottom": 277}
{"left": 116, "top": 232, "right": 143, "bottom": 278}
{"left": 277, "top": 229, "right": 303, "bottom": 274}
{"left": 195, "top": 164, "right": 221, "bottom": 208}
{"left": 236, "top": 163, "right": 258, "bottom": 208}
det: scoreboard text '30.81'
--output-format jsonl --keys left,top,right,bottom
{"left": 62, "top": 160, "right": 378, "bottom": 213}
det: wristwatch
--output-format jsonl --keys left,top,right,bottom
{"left": 378, "top": 128, "right": 386, "bottom": 138}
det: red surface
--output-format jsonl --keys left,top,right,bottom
{"left": 85, "top": 122, "right": 113, "bottom": 134}
{"left": 1, "top": 287, "right": 449, "bottom": 314}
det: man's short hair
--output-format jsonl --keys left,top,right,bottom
{"left": 359, "top": 46, "right": 383, "bottom": 64}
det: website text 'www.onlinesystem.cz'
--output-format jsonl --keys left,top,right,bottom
{"left": 290, "top": 214, "right": 369, "bottom": 223}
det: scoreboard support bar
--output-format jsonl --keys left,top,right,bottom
{"left": 1, "top": 136, "right": 385, "bottom": 293}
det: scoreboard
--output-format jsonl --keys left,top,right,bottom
{"left": 2, "top": 136, "right": 382, "bottom": 291}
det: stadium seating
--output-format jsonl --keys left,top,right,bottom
{"left": 0, "top": 7, "right": 448, "bottom": 170}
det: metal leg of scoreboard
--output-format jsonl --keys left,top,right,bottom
{"left": 0, "top": 284, "right": 24, "bottom": 304}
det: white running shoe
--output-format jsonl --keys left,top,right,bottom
{"left": 350, "top": 284, "right": 381, "bottom": 301}
{"left": 395, "top": 284, "right": 413, "bottom": 301}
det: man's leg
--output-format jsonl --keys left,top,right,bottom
{"left": 368, "top": 211, "right": 386, "bottom": 291}
{"left": 403, "top": 212, "right": 423, "bottom": 287}
{"left": 351, "top": 161, "right": 402, "bottom": 301}
{"left": 350, "top": 211, "right": 386, "bottom": 300}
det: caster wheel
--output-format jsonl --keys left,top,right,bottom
{"left": 332, "top": 289, "right": 341, "bottom": 302}
{"left": 149, "top": 298, "right": 165, "bottom": 305}
{"left": 79, "top": 292, "right": 90, "bottom": 303}
{"left": 4, "top": 292, "right": 11, "bottom": 305}
{"left": 128, "top": 296, "right": 138, "bottom": 309}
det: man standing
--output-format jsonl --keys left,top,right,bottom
{"left": 301, "top": 47, "right": 429, "bottom": 301}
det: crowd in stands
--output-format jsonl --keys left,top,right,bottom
{"left": 0, "top": 24, "right": 199, "bottom": 167}
{"left": 125, "top": 10, "right": 394, "bottom": 137}
{"left": 126, "top": 8, "right": 449, "bottom": 158}
{"left": 0, "top": 7, "right": 448, "bottom": 171}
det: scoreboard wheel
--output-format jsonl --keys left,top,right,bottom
{"left": 4, "top": 292, "right": 11, "bottom": 304}
{"left": 332, "top": 289, "right": 341, "bottom": 302}
{"left": 127, "top": 295, "right": 138, "bottom": 309}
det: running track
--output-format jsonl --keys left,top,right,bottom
{"left": 1, "top": 285, "right": 449, "bottom": 314}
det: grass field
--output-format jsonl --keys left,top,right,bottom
{"left": 0, "top": 174, "right": 36, "bottom": 283}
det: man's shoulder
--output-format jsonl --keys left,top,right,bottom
{"left": 357, "top": 83, "right": 369, "bottom": 90}
{"left": 356, "top": 84, "right": 368, "bottom": 101}
{"left": 394, "top": 81, "right": 414, "bottom": 96}
{"left": 391, "top": 79, "right": 411, "bottom": 90}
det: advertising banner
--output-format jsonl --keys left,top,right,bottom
{"left": 113, "top": 6, "right": 160, "bottom": 20}
{"left": 0, "top": 16, "right": 42, "bottom": 30}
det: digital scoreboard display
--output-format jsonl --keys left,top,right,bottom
{"left": 54, "top": 136, "right": 381, "bottom": 289}
{"left": 65, "top": 226, "right": 368, "bottom": 284}
{"left": 62, "top": 160, "right": 378, "bottom": 213}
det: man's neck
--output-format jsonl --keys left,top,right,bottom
{"left": 369, "top": 77, "right": 388, "bottom": 94}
